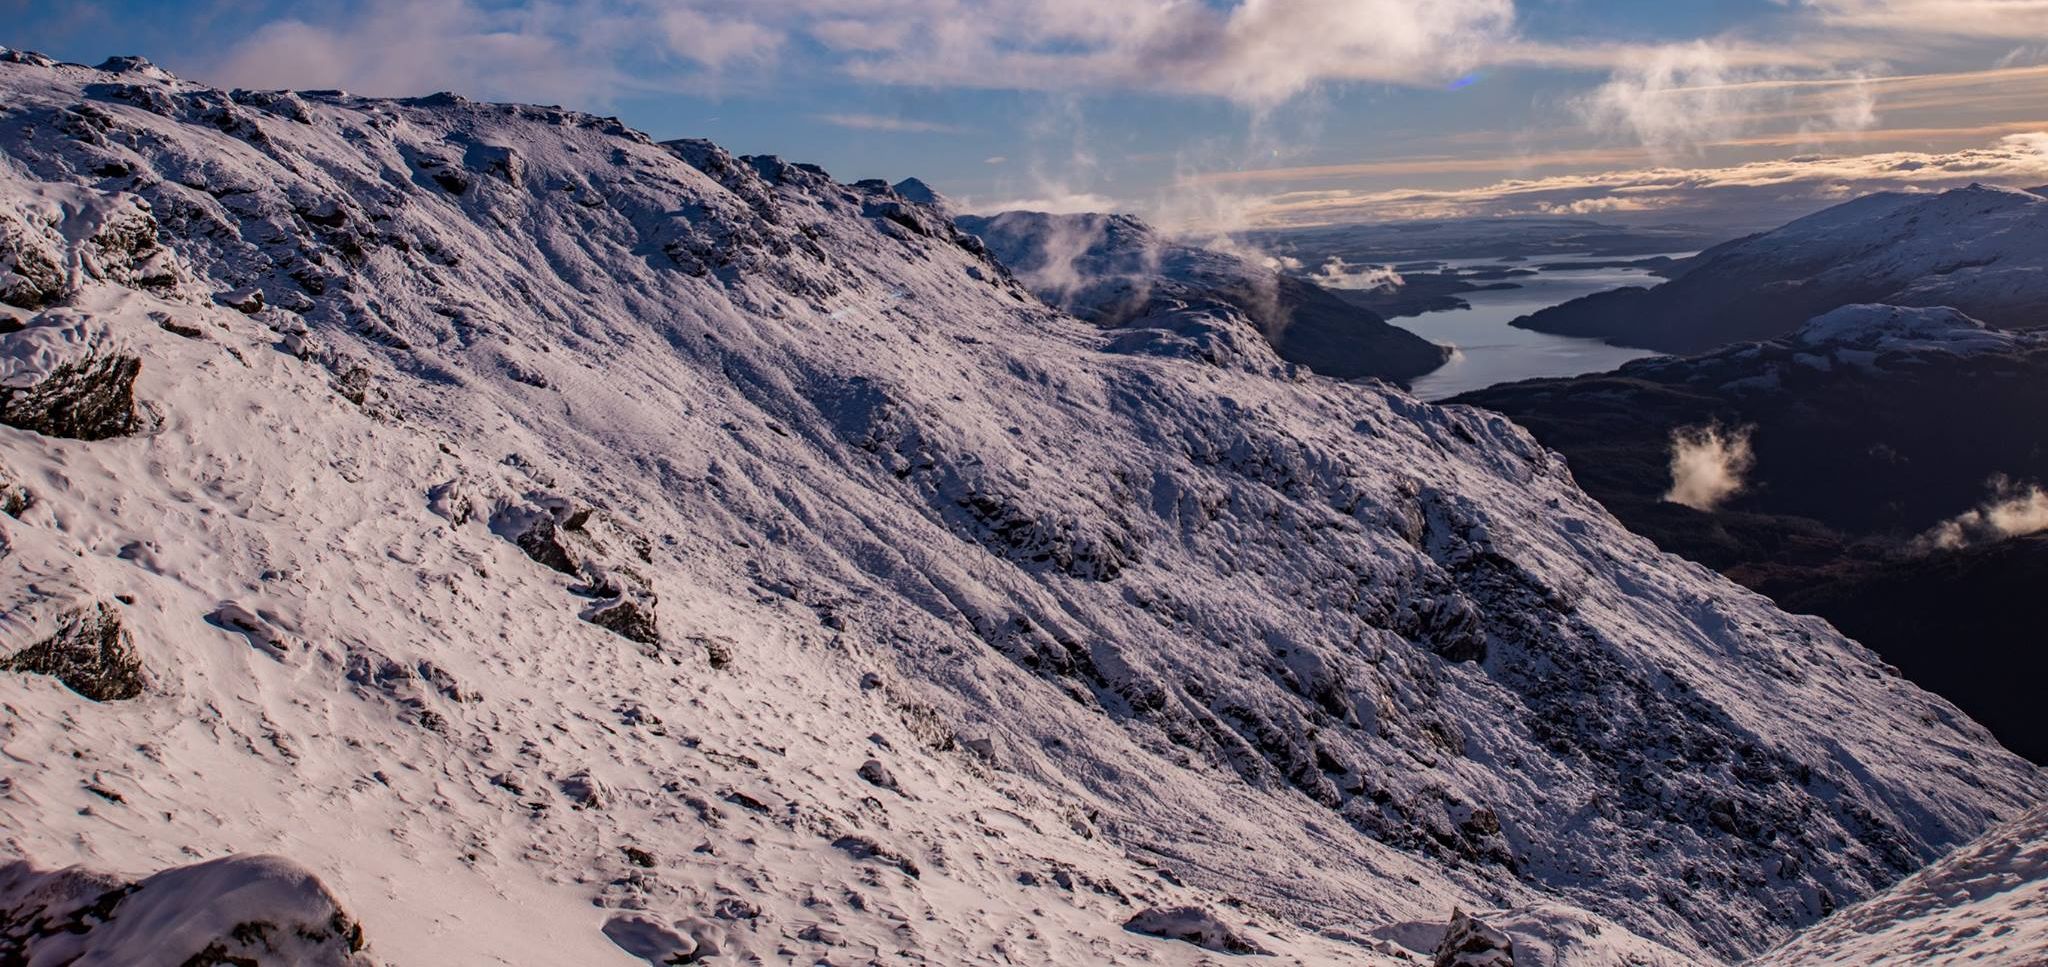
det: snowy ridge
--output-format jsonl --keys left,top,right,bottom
{"left": 956, "top": 209, "right": 1451, "bottom": 383}
{"left": 0, "top": 52, "right": 2038, "bottom": 964}
{"left": 1790, "top": 303, "right": 2018, "bottom": 354}
{"left": 1751, "top": 802, "right": 2048, "bottom": 965}
{"left": 1589, "top": 303, "right": 2048, "bottom": 394}
{"left": 1515, "top": 182, "right": 2048, "bottom": 353}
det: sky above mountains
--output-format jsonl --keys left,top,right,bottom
{"left": 10, "top": 0, "right": 2048, "bottom": 232}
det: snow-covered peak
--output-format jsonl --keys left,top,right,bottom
{"left": 891, "top": 177, "right": 945, "bottom": 207}
{"left": 1792, "top": 304, "right": 2018, "bottom": 355}
{"left": 92, "top": 55, "right": 177, "bottom": 82}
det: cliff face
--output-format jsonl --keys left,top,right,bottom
{"left": 0, "top": 51, "right": 2036, "bottom": 965}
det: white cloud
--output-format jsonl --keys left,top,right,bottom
{"left": 1309, "top": 257, "right": 1403, "bottom": 291}
{"left": 1222, "top": 130, "right": 2048, "bottom": 226}
{"left": 1915, "top": 477, "right": 2048, "bottom": 550}
{"left": 1797, "top": 0, "right": 2048, "bottom": 40}
{"left": 210, "top": 0, "right": 643, "bottom": 103}
{"left": 1574, "top": 42, "right": 1880, "bottom": 156}
{"left": 203, "top": 0, "right": 1520, "bottom": 110}
{"left": 1664, "top": 424, "right": 1756, "bottom": 512}
{"left": 955, "top": 190, "right": 1125, "bottom": 216}
{"left": 815, "top": 113, "right": 964, "bottom": 133}
{"left": 659, "top": 6, "right": 782, "bottom": 69}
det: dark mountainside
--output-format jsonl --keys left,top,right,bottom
{"left": 1514, "top": 185, "right": 2048, "bottom": 354}
{"left": 957, "top": 210, "right": 1451, "bottom": 384}
{"left": 1455, "top": 306, "right": 2048, "bottom": 761}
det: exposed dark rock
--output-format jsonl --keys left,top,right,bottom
{"left": 0, "top": 600, "right": 143, "bottom": 701}
{"left": 619, "top": 846, "right": 656, "bottom": 868}
{"left": 601, "top": 913, "right": 727, "bottom": 965}
{"left": 0, "top": 351, "right": 141, "bottom": 439}
{"left": 218, "top": 287, "right": 265, "bottom": 314}
{"left": 466, "top": 143, "right": 524, "bottom": 187}
{"left": 1433, "top": 908, "right": 1515, "bottom": 967}
{"left": 856, "top": 758, "right": 898, "bottom": 792}
{"left": 830, "top": 835, "right": 920, "bottom": 878}
{"left": 582, "top": 586, "right": 661, "bottom": 646}
{"left": 711, "top": 897, "right": 758, "bottom": 921}
{"left": 0, "top": 461, "right": 30, "bottom": 517}
{"left": 0, "top": 220, "right": 67, "bottom": 309}
{"left": 206, "top": 602, "right": 300, "bottom": 659}
{"left": 559, "top": 771, "right": 608, "bottom": 809}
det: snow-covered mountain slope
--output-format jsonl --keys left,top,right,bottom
{"left": 1515, "top": 184, "right": 2048, "bottom": 353}
{"left": 0, "top": 51, "right": 2039, "bottom": 964}
{"left": 956, "top": 210, "right": 1451, "bottom": 384}
{"left": 1751, "top": 801, "right": 2048, "bottom": 965}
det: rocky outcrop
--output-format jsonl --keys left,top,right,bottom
{"left": 1435, "top": 909, "right": 1516, "bottom": 966}
{"left": 1123, "top": 905, "right": 1271, "bottom": 955}
{"left": 0, "top": 600, "right": 143, "bottom": 701}
{"left": 0, "top": 854, "right": 373, "bottom": 965}
{"left": 0, "top": 182, "right": 182, "bottom": 310}
{"left": 602, "top": 912, "right": 732, "bottom": 965}
{"left": 491, "top": 497, "right": 662, "bottom": 646}
{"left": 0, "top": 347, "right": 142, "bottom": 439}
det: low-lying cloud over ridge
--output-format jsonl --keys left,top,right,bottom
{"left": 1665, "top": 424, "right": 1756, "bottom": 512}
{"left": 1916, "top": 477, "right": 2048, "bottom": 550}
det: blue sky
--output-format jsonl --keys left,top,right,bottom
{"left": 9, "top": 0, "right": 2048, "bottom": 231}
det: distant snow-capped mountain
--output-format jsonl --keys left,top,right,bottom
{"left": 1516, "top": 184, "right": 2048, "bottom": 353}
{"left": 0, "top": 50, "right": 2039, "bottom": 965}
{"left": 956, "top": 210, "right": 1452, "bottom": 384}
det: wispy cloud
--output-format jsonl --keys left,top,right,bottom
{"left": 815, "top": 113, "right": 964, "bottom": 134}
{"left": 1795, "top": 0, "right": 2048, "bottom": 40}
{"left": 1573, "top": 41, "right": 1881, "bottom": 157}
{"left": 204, "top": 0, "right": 1523, "bottom": 108}
{"left": 1218, "top": 130, "right": 2048, "bottom": 226}
{"left": 1915, "top": 477, "right": 2048, "bottom": 550}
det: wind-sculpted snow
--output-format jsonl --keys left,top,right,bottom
{"left": 1751, "top": 802, "right": 2048, "bottom": 965}
{"left": 0, "top": 853, "right": 372, "bottom": 965}
{"left": 0, "top": 51, "right": 2038, "bottom": 964}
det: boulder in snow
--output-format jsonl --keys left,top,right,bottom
{"left": 1122, "top": 905, "right": 1271, "bottom": 955}
{"left": 1434, "top": 908, "right": 1516, "bottom": 967}
{"left": 0, "top": 853, "right": 373, "bottom": 965}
